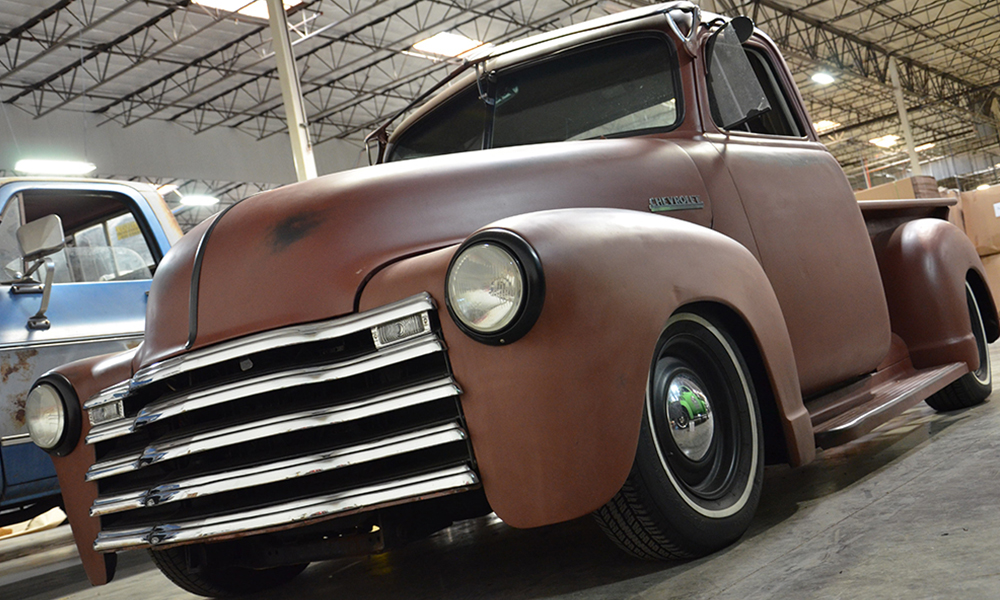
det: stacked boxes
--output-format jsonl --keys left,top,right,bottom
{"left": 961, "top": 186, "right": 1000, "bottom": 309}
{"left": 854, "top": 176, "right": 1000, "bottom": 308}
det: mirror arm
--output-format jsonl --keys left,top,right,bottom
{"left": 666, "top": 3, "right": 701, "bottom": 57}
{"left": 26, "top": 256, "right": 55, "bottom": 331}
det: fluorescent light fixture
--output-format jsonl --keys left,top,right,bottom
{"left": 191, "top": 0, "right": 302, "bottom": 20}
{"left": 412, "top": 32, "right": 485, "bottom": 57}
{"left": 913, "top": 142, "right": 936, "bottom": 152}
{"left": 14, "top": 159, "right": 97, "bottom": 176}
{"left": 977, "top": 184, "right": 991, "bottom": 191}
{"left": 869, "top": 134, "right": 900, "bottom": 149}
{"left": 811, "top": 72, "right": 835, "bottom": 85}
{"left": 179, "top": 194, "right": 219, "bottom": 206}
{"left": 156, "top": 184, "right": 180, "bottom": 196}
{"left": 813, "top": 120, "right": 840, "bottom": 134}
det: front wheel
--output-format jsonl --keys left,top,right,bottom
{"left": 595, "top": 312, "right": 763, "bottom": 559}
{"left": 926, "top": 283, "right": 993, "bottom": 411}
{"left": 149, "top": 546, "right": 307, "bottom": 598}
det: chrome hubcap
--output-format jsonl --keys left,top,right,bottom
{"left": 666, "top": 373, "right": 714, "bottom": 461}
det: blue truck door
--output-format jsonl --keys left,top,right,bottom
{"left": 1, "top": 183, "right": 162, "bottom": 505}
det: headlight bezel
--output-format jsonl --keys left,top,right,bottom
{"left": 25, "top": 374, "right": 81, "bottom": 456}
{"left": 445, "top": 229, "right": 545, "bottom": 346}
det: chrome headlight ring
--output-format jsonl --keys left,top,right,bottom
{"left": 25, "top": 374, "right": 81, "bottom": 457}
{"left": 445, "top": 229, "right": 544, "bottom": 346}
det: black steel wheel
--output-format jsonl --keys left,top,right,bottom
{"left": 595, "top": 312, "right": 763, "bottom": 559}
{"left": 926, "top": 283, "right": 992, "bottom": 411}
{"left": 149, "top": 546, "right": 307, "bottom": 598}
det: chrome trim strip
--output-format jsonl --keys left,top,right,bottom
{"left": 93, "top": 465, "right": 479, "bottom": 552}
{"left": 126, "top": 293, "right": 435, "bottom": 391}
{"left": 86, "top": 378, "right": 461, "bottom": 481}
{"left": 85, "top": 334, "right": 446, "bottom": 445}
{"left": 0, "top": 433, "right": 32, "bottom": 447}
{"left": 0, "top": 332, "right": 143, "bottom": 352}
{"left": 90, "top": 422, "right": 468, "bottom": 517}
{"left": 84, "top": 381, "right": 131, "bottom": 410}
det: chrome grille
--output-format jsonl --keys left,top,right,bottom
{"left": 84, "top": 293, "right": 478, "bottom": 552}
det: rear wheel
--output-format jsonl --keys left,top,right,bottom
{"left": 926, "top": 283, "right": 992, "bottom": 411}
{"left": 595, "top": 312, "right": 763, "bottom": 559}
{"left": 149, "top": 546, "right": 307, "bottom": 598}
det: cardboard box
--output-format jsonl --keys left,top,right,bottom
{"left": 854, "top": 175, "right": 939, "bottom": 201}
{"left": 980, "top": 252, "right": 1000, "bottom": 311}
{"left": 961, "top": 186, "right": 1000, "bottom": 257}
{"left": 944, "top": 189, "right": 965, "bottom": 231}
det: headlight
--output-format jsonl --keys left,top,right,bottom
{"left": 25, "top": 383, "right": 66, "bottom": 450}
{"left": 25, "top": 376, "right": 81, "bottom": 456}
{"left": 445, "top": 230, "right": 544, "bottom": 345}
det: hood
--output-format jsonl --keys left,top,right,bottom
{"left": 138, "top": 137, "right": 710, "bottom": 368}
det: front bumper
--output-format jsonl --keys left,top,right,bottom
{"left": 81, "top": 293, "right": 479, "bottom": 552}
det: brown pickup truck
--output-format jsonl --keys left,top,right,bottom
{"left": 25, "top": 2, "right": 997, "bottom": 596}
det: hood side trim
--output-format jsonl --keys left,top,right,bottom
{"left": 187, "top": 201, "right": 242, "bottom": 349}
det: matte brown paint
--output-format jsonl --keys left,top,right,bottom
{"left": 694, "top": 36, "right": 892, "bottom": 396}
{"left": 48, "top": 348, "right": 137, "bottom": 586}
{"left": 873, "top": 219, "right": 992, "bottom": 371}
{"left": 361, "top": 208, "right": 814, "bottom": 528}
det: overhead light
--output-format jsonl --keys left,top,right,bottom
{"left": 977, "top": 184, "right": 992, "bottom": 191}
{"left": 913, "top": 142, "right": 936, "bottom": 152}
{"left": 869, "top": 134, "right": 900, "bottom": 149}
{"left": 14, "top": 159, "right": 97, "bottom": 176}
{"left": 179, "top": 194, "right": 219, "bottom": 206}
{"left": 156, "top": 184, "right": 180, "bottom": 196}
{"left": 811, "top": 72, "right": 836, "bottom": 85}
{"left": 191, "top": 0, "right": 302, "bottom": 20}
{"left": 813, "top": 120, "right": 840, "bottom": 134}
{"left": 412, "top": 32, "right": 485, "bottom": 57}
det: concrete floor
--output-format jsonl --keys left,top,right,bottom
{"left": 3, "top": 344, "right": 1000, "bottom": 600}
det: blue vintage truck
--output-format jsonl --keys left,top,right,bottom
{"left": 0, "top": 178, "right": 181, "bottom": 524}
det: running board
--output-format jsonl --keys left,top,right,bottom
{"left": 809, "top": 362, "right": 967, "bottom": 448}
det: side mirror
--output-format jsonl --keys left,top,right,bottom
{"left": 705, "top": 17, "right": 771, "bottom": 130}
{"left": 17, "top": 214, "right": 66, "bottom": 262}
{"left": 15, "top": 215, "right": 66, "bottom": 331}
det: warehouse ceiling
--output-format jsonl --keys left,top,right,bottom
{"left": 1, "top": 0, "right": 999, "bottom": 201}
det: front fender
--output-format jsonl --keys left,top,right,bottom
{"left": 43, "top": 348, "right": 137, "bottom": 586}
{"left": 361, "top": 208, "right": 813, "bottom": 529}
{"left": 873, "top": 218, "right": 999, "bottom": 371}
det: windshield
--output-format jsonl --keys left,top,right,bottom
{"left": 388, "top": 34, "right": 680, "bottom": 162}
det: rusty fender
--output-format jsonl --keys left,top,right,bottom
{"left": 45, "top": 348, "right": 138, "bottom": 586}
{"left": 361, "top": 208, "right": 815, "bottom": 529}
{"left": 873, "top": 218, "right": 1000, "bottom": 372}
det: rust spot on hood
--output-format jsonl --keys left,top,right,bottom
{"left": 269, "top": 212, "right": 324, "bottom": 253}
{"left": 1, "top": 348, "right": 38, "bottom": 384}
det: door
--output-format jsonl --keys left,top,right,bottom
{"left": 0, "top": 183, "right": 159, "bottom": 505}
{"left": 701, "top": 31, "right": 891, "bottom": 395}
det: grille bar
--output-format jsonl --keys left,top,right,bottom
{"left": 86, "top": 334, "right": 446, "bottom": 445}
{"left": 116, "top": 293, "right": 436, "bottom": 399}
{"left": 90, "top": 421, "right": 468, "bottom": 517}
{"left": 93, "top": 465, "right": 479, "bottom": 552}
{"left": 86, "top": 377, "right": 461, "bottom": 481}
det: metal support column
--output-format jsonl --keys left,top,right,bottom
{"left": 266, "top": 0, "right": 317, "bottom": 181}
{"left": 887, "top": 57, "right": 921, "bottom": 177}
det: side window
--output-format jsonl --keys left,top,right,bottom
{"left": 21, "top": 191, "right": 155, "bottom": 284}
{"left": 739, "top": 48, "right": 803, "bottom": 137}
